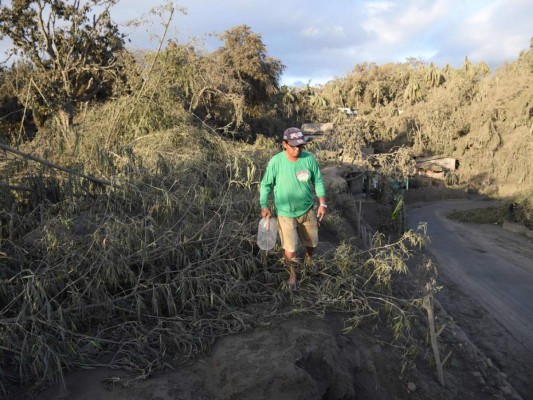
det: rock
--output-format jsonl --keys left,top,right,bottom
{"left": 407, "top": 382, "right": 416, "bottom": 392}
{"left": 301, "top": 122, "right": 334, "bottom": 135}
{"left": 322, "top": 174, "right": 348, "bottom": 193}
{"left": 500, "top": 385, "right": 513, "bottom": 395}
{"left": 321, "top": 165, "right": 350, "bottom": 194}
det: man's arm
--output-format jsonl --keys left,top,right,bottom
{"left": 317, "top": 196, "right": 327, "bottom": 221}
{"left": 311, "top": 158, "right": 327, "bottom": 221}
{"left": 259, "top": 160, "right": 275, "bottom": 218}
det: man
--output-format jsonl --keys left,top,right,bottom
{"left": 259, "top": 127, "right": 327, "bottom": 290}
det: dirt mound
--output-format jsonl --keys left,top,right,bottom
{"left": 36, "top": 304, "right": 521, "bottom": 400}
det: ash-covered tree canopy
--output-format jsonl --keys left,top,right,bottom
{"left": 0, "top": 0, "right": 127, "bottom": 127}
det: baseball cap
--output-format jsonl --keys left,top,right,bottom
{"left": 282, "top": 127, "right": 306, "bottom": 147}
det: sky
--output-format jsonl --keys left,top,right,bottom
{"left": 1, "top": 0, "right": 532, "bottom": 87}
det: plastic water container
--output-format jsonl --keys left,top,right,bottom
{"left": 257, "top": 217, "right": 278, "bottom": 250}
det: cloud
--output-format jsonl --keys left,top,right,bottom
{"left": 453, "top": 0, "right": 532, "bottom": 67}
{"left": 2, "top": 0, "right": 531, "bottom": 84}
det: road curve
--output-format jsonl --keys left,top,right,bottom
{"left": 407, "top": 199, "right": 533, "bottom": 352}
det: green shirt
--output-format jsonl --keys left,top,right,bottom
{"left": 259, "top": 151, "right": 326, "bottom": 218}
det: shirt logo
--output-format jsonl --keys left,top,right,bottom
{"left": 296, "top": 170, "right": 310, "bottom": 182}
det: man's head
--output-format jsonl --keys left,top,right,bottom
{"left": 283, "top": 127, "right": 306, "bottom": 147}
{"left": 282, "top": 127, "right": 306, "bottom": 160}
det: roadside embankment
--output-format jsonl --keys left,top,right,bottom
{"left": 502, "top": 222, "right": 533, "bottom": 239}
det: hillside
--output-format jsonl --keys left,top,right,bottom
{"left": 307, "top": 41, "right": 533, "bottom": 224}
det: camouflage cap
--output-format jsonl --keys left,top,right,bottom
{"left": 282, "top": 127, "right": 306, "bottom": 146}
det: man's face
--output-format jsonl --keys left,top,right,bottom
{"left": 284, "top": 141, "right": 304, "bottom": 157}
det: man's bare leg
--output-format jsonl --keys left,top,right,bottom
{"left": 285, "top": 250, "right": 298, "bottom": 286}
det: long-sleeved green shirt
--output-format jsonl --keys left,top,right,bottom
{"left": 259, "top": 151, "right": 326, "bottom": 218}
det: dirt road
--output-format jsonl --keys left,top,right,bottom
{"left": 408, "top": 198, "right": 533, "bottom": 397}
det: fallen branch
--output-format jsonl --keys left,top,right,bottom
{"left": 0, "top": 142, "right": 113, "bottom": 187}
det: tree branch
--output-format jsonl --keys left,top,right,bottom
{"left": 0, "top": 142, "right": 113, "bottom": 187}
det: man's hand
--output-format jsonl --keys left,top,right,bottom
{"left": 317, "top": 205, "right": 327, "bottom": 222}
{"left": 261, "top": 207, "right": 272, "bottom": 219}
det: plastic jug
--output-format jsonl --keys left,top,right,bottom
{"left": 257, "top": 217, "right": 278, "bottom": 250}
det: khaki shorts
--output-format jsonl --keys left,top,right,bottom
{"left": 277, "top": 208, "right": 318, "bottom": 253}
